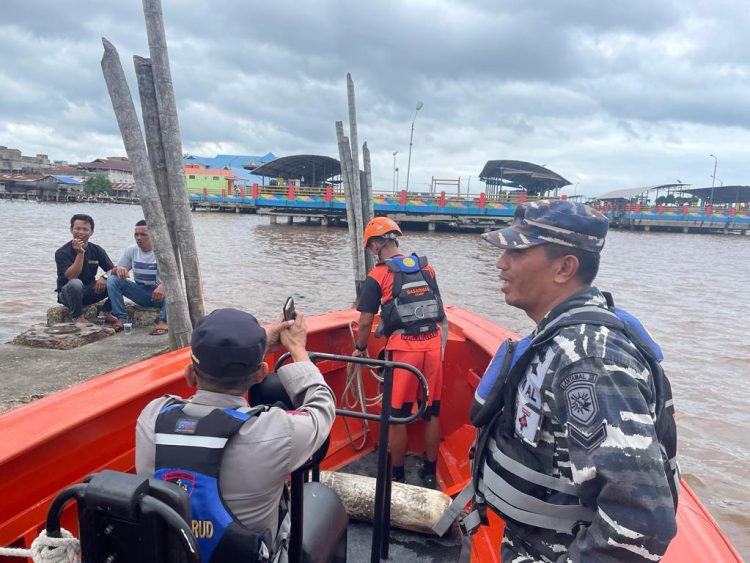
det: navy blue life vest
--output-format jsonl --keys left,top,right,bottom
{"left": 154, "top": 402, "right": 273, "bottom": 563}
{"left": 434, "top": 293, "right": 678, "bottom": 537}
{"left": 378, "top": 254, "right": 445, "bottom": 337}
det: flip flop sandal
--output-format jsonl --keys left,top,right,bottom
{"left": 149, "top": 327, "right": 168, "bottom": 336}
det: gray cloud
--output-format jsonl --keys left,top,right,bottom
{"left": 1, "top": 0, "right": 748, "bottom": 194}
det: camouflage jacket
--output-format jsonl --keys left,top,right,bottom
{"left": 501, "top": 287, "right": 677, "bottom": 563}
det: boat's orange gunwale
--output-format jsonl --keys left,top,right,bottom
{"left": 0, "top": 306, "right": 742, "bottom": 562}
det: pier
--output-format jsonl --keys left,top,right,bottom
{"left": 188, "top": 185, "right": 534, "bottom": 231}
{"left": 188, "top": 185, "right": 750, "bottom": 234}
{"left": 603, "top": 205, "right": 749, "bottom": 234}
{"left": 598, "top": 184, "right": 750, "bottom": 234}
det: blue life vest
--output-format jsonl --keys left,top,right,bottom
{"left": 378, "top": 254, "right": 445, "bottom": 337}
{"left": 154, "top": 402, "right": 273, "bottom": 563}
{"left": 435, "top": 293, "right": 678, "bottom": 537}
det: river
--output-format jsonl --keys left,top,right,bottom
{"left": 0, "top": 200, "right": 748, "bottom": 556}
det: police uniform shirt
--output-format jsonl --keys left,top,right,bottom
{"left": 135, "top": 360, "right": 336, "bottom": 541}
{"left": 502, "top": 288, "right": 677, "bottom": 563}
{"left": 55, "top": 240, "right": 114, "bottom": 292}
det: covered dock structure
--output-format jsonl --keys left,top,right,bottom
{"left": 680, "top": 185, "right": 750, "bottom": 205}
{"left": 248, "top": 155, "right": 343, "bottom": 190}
{"left": 478, "top": 160, "right": 570, "bottom": 198}
{"left": 595, "top": 183, "right": 749, "bottom": 234}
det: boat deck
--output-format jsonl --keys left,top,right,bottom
{"left": 342, "top": 452, "right": 463, "bottom": 562}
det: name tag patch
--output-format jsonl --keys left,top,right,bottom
{"left": 514, "top": 350, "right": 553, "bottom": 445}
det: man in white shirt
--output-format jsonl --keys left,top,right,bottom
{"left": 106, "top": 219, "right": 167, "bottom": 334}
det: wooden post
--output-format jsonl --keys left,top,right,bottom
{"left": 362, "top": 142, "right": 375, "bottom": 272}
{"left": 142, "top": 0, "right": 205, "bottom": 325}
{"left": 101, "top": 38, "right": 192, "bottom": 348}
{"left": 346, "top": 74, "right": 373, "bottom": 276}
{"left": 133, "top": 55, "right": 180, "bottom": 270}
{"left": 343, "top": 139, "right": 366, "bottom": 280}
{"left": 347, "top": 74, "right": 362, "bottom": 214}
{"left": 335, "top": 121, "right": 365, "bottom": 298}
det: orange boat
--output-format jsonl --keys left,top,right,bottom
{"left": 0, "top": 306, "right": 742, "bottom": 562}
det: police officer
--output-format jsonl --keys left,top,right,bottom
{"left": 135, "top": 308, "right": 335, "bottom": 561}
{"left": 473, "top": 200, "right": 677, "bottom": 562}
{"left": 353, "top": 217, "right": 445, "bottom": 488}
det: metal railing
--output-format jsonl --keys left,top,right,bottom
{"left": 274, "top": 350, "right": 429, "bottom": 562}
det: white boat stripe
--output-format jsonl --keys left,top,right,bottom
{"left": 155, "top": 434, "right": 228, "bottom": 448}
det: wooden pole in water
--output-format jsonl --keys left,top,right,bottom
{"left": 345, "top": 146, "right": 367, "bottom": 285}
{"left": 142, "top": 0, "right": 205, "bottom": 325}
{"left": 347, "top": 74, "right": 375, "bottom": 275}
{"left": 133, "top": 55, "right": 180, "bottom": 271}
{"left": 335, "top": 122, "right": 365, "bottom": 298}
{"left": 362, "top": 142, "right": 375, "bottom": 272}
{"left": 347, "top": 73, "right": 362, "bottom": 207}
{"left": 101, "top": 38, "right": 192, "bottom": 348}
{"left": 345, "top": 146, "right": 366, "bottom": 280}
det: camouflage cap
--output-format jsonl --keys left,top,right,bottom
{"left": 482, "top": 200, "right": 609, "bottom": 253}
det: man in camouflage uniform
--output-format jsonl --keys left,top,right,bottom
{"left": 475, "top": 200, "right": 677, "bottom": 562}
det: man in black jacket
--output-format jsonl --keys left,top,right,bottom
{"left": 54, "top": 213, "right": 114, "bottom": 322}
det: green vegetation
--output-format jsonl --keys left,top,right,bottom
{"left": 83, "top": 174, "right": 113, "bottom": 196}
{"left": 655, "top": 193, "right": 696, "bottom": 206}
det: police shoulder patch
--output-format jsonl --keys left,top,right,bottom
{"left": 560, "top": 372, "right": 599, "bottom": 426}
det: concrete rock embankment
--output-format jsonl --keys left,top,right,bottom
{"left": 0, "top": 304, "right": 171, "bottom": 413}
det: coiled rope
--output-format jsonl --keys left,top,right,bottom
{"left": 0, "top": 529, "right": 80, "bottom": 562}
{"left": 340, "top": 321, "right": 386, "bottom": 450}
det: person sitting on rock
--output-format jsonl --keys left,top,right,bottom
{"left": 55, "top": 213, "right": 115, "bottom": 323}
{"left": 106, "top": 219, "right": 167, "bottom": 335}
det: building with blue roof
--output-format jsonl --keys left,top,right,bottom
{"left": 51, "top": 175, "right": 83, "bottom": 185}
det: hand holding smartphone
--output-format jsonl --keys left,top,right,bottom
{"left": 283, "top": 296, "right": 297, "bottom": 321}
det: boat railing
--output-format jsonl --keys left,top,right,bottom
{"left": 274, "top": 350, "right": 428, "bottom": 563}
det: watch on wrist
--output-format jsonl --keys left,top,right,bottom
{"left": 102, "top": 273, "right": 110, "bottom": 280}
{"left": 355, "top": 343, "right": 367, "bottom": 352}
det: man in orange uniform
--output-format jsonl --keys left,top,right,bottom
{"left": 352, "top": 217, "right": 446, "bottom": 488}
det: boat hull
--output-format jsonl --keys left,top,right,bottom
{"left": 0, "top": 306, "right": 741, "bottom": 562}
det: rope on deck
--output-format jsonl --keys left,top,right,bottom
{"left": 0, "top": 529, "right": 80, "bottom": 562}
{"left": 339, "top": 321, "right": 386, "bottom": 450}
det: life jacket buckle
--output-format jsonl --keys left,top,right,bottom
{"left": 458, "top": 504, "right": 485, "bottom": 536}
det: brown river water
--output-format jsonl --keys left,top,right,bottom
{"left": 0, "top": 200, "right": 748, "bottom": 556}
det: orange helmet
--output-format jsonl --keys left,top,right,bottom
{"left": 363, "top": 217, "right": 402, "bottom": 247}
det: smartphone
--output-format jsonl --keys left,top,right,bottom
{"left": 283, "top": 296, "right": 297, "bottom": 321}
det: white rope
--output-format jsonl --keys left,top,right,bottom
{"left": 339, "top": 321, "right": 391, "bottom": 450}
{"left": 0, "top": 529, "right": 80, "bottom": 562}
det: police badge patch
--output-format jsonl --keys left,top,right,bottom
{"left": 561, "top": 372, "right": 599, "bottom": 426}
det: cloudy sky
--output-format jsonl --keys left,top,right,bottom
{"left": 2, "top": 0, "right": 749, "bottom": 196}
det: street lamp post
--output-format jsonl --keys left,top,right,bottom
{"left": 405, "top": 101, "right": 423, "bottom": 192}
{"left": 392, "top": 151, "right": 398, "bottom": 193}
{"left": 709, "top": 153, "right": 718, "bottom": 205}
